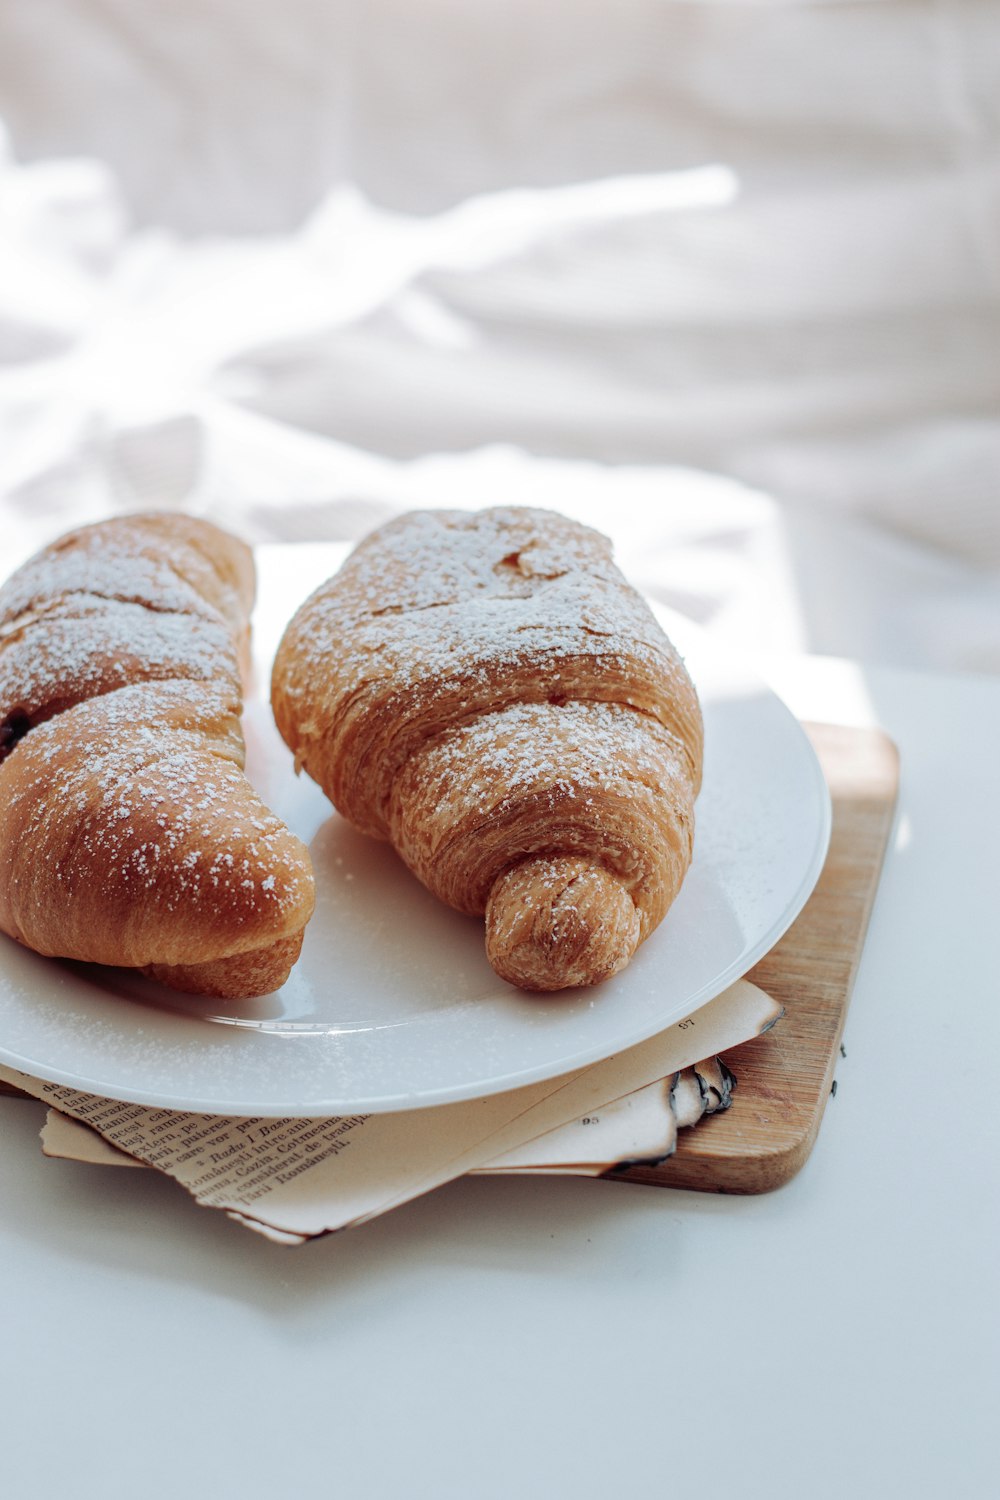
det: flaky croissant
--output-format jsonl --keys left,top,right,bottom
{"left": 0, "top": 514, "right": 315, "bottom": 997}
{"left": 272, "top": 506, "right": 702, "bottom": 990}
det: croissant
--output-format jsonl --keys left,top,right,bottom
{"left": 272, "top": 506, "right": 703, "bottom": 991}
{"left": 0, "top": 514, "right": 315, "bottom": 998}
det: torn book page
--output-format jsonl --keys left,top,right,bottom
{"left": 43, "top": 1053, "right": 729, "bottom": 1178}
{"left": 362, "top": 979, "right": 779, "bottom": 1222}
{"left": 473, "top": 1054, "right": 735, "bottom": 1176}
{"left": 41, "top": 1110, "right": 144, "bottom": 1168}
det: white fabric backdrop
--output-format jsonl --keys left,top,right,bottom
{"left": 1, "top": 0, "right": 998, "bottom": 670}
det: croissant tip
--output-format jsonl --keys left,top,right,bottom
{"left": 485, "top": 855, "right": 640, "bottom": 992}
{"left": 141, "top": 927, "right": 307, "bottom": 998}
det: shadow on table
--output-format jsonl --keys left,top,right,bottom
{"left": 2, "top": 1092, "right": 809, "bottom": 1319}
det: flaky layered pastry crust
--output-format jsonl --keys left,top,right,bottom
{"left": 0, "top": 514, "right": 315, "bottom": 997}
{"left": 272, "top": 506, "right": 702, "bottom": 991}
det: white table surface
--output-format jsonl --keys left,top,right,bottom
{"left": 1, "top": 655, "right": 996, "bottom": 1499}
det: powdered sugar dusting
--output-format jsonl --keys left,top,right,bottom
{"left": 406, "top": 699, "right": 691, "bottom": 829}
{"left": 287, "top": 508, "right": 678, "bottom": 697}
{"left": 0, "top": 520, "right": 312, "bottom": 967}
{"left": 275, "top": 506, "right": 703, "bottom": 836}
{"left": 0, "top": 596, "right": 239, "bottom": 731}
{"left": 5, "top": 684, "right": 309, "bottom": 933}
{"left": 0, "top": 530, "right": 219, "bottom": 628}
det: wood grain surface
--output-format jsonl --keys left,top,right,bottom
{"left": 1, "top": 722, "right": 900, "bottom": 1200}
{"left": 616, "top": 720, "right": 899, "bottom": 1195}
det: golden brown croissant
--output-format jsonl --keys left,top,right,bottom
{"left": 0, "top": 514, "right": 315, "bottom": 997}
{"left": 272, "top": 506, "right": 702, "bottom": 991}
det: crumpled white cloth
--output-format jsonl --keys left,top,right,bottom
{"left": 1, "top": 0, "right": 998, "bottom": 672}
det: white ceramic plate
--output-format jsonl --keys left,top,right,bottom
{"left": 0, "top": 545, "right": 830, "bottom": 1116}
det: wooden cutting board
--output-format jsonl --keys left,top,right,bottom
{"left": 1, "top": 721, "right": 899, "bottom": 1203}
{"left": 618, "top": 720, "right": 899, "bottom": 1195}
